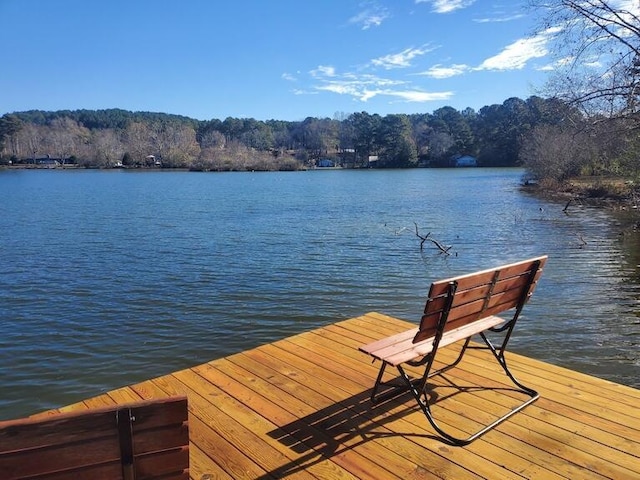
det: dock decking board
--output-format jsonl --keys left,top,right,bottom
{"left": 33, "top": 312, "right": 640, "bottom": 479}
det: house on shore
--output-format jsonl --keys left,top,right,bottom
{"left": 451, "top": 154, "right": 477, "bottom": 167}
{"left": 316, "top": 158, "right": 335, "bottom": 168}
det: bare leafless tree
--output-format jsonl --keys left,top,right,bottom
{"left": 530, "top": 0, "right": 640, "bottom": 122}
{"left": 520, "top": 124, "right": 594, "bottom": 182}
{"left": 91, "top": 129, "right": 125, "bottom": 167}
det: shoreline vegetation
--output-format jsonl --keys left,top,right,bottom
{"left": 522, "top": 177, "right": 640, "bottom": 233}
{"left": 0, "top": 97, "right": 600, "bottom": 173}
{"left": 525, "top": 176, "right": 638, "bottom": 208}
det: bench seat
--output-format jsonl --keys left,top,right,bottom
{"left": 360, "top": 314, "right": 505, "bottom": 366}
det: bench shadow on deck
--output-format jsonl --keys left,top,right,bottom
{"left": 264, "top": 386, "right": 427, "bottom": 478}
{"left": 264, "top": 377, "right": 533, "bottom": 479}
{"left": 29, "top": 312, "right": 640, "bottom": 479}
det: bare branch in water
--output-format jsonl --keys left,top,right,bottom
{"left": 414, "top": 222, "right": 431, "bottom": 250}
{"left": 563, "top": 199, "right": 572, "bottom": 213}
{"left": 414, "top": 223, "right": 451, "bottom": 254}
{"left": 429, "top": 237, "right": 453, "bottom": 255}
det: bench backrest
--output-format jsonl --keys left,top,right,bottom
{"left": 413, "top": 256, "right": 547, "bottom": 344}
{"left": 0, "top": 396, "right": 189, "bottom": 480}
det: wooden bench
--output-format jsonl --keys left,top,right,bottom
{"left": 359, "top": 256, "right": 547, "bottom": 445}
{"left": 0, "top": 396, "right": 189, "bottom": 480}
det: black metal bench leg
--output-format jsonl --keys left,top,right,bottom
{"left": 420, "top": 337, "right": 471, "bottom": 379}
{"left": 371, "top": 360, "right": 424, "bottom": 404}
{"left": 396, "top": 364, "right": 475, "bottom": 446}
{"left": 396, "top": 344, "right": 539, "bottom": 446}
{"left": 370, "top": 361, "right": 388, "bottom": 403}
{"left": 480, "top": 331, "right": 540, "bottom": 399}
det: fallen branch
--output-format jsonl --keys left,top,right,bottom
{"left": 429, "top": 237, "right": 453, "bottom": 255}
{"left": 414, "top": 222, "right": 431, "bottom": 250}
{"left": 414, "top": 223, "right": 452, "bottom": 254}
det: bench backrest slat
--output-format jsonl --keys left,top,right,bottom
{"left": 0, "top": 396, "right": 189, "bottom": 480}
{"left": 413, "top": 256, "right": 547, "bottom": 344}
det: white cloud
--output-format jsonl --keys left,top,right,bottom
{"left": 349, "top": 4, "right": 390, "bottom": 30}
{"left": 476, "top": 33, "right": 550, "bottom": 71}
{"left": 371, "top": 46, "right": 434, "bottom": 69}
{"left": 315, "top": 81, "right": 375, "bottom": 101}
{"left": 281, "top": 73, "right": 297, "bottom": 82}
{"left": 416, "top": 0, "right": 476, "bottom": 14}
{"left": 310, "top": 65, "right": 337, "bottom": 78}
{"left": 419, "top": 63, "right": 469, "bottom": 78}
{"left": 317, "top": 83, "right": 452, "bottom": 103}
{"left": 384, "top": 89, "right": 454, "bottom": 102}
{"left": 308, "top": 67, "right": 451, "bottom": 103}
{"left": 348, "top": 73, "right": 405, "bottom": 87}
{"left": 473, "top": 13, "right": 525, "bottom": 23}
{"left": 536, "top": 63, "right": 556, "bottom": 72}
{"left": 292, "top": 89, "right": 319, "bottom": 96}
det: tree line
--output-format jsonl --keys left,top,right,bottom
{"left": 0, "top": 96, "right": 579, "bottom": 170}
{"left": 2, "top": 95, "right": 640, "bottom": 190}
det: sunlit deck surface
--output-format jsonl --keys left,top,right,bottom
{"left": 38, "top": 313, "right": 640, "bottom": 479}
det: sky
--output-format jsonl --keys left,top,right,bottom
{"left": 0, "top": 0, "right": 557, "bottom": 122}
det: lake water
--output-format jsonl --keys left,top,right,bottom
{"left": 1, "top": 168, "right": 639, "bottom": 420}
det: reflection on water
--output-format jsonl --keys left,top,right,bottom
{"left": 0, "top": 168, "right": 638, "bottom": 420}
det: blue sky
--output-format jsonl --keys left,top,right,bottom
{"left": 1, "top": 0, "right": 555, "bottom": 121}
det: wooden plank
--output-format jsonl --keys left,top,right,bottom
{"left": 82, "top": 393, "right": 117, "bottom": 410}
{"left": 239, "top": 348, "right": 444, "bottom": 479}
{"left": 222, "top": 349, "right": 486, "bottom": 479}
{"left": 136, "top": 447, "right": 189, "bottom": 480}
{"left": 428, "top": 256, "right": 546, "bottom": 296}
{"left": 418, "top": 257, "right": 546, "bottom": 339}
{"left": 148, "top": 372, "right": 313, "bottom": 480}
{"left": 464, "top": 349, "right": 640, "bottom": 427}
{"left": 360, "top": 315, "right": 504, "bottom": 366}
{"left": 500, "top": 350, "right": 640, "bottom": 408}
{"left": 0, "top": 410, "right": 121, "bottom": 451}
{"left": 0, "top": 434, "right": 121, "bottom": 479}
{"left": 197, "top": 360, "right": 368, "bottom": 480}
{"left": 188, "top": 415, "right": 261, "bottom": 480}
{"left": 356, "top": 318, "right": 637, "bottom": 450}
{"left": 175, "top": 368, "right": 320, "bottom": 480}
{"left": 356, "top": 326, "right": 418, "bottom": 351}
{"left": 189, "top": 443, "right": 234, "bottom": 480}
{"left": 350, "top": 312, "right": 640, "bottom": 404}
{"left": 411, "top": 346, "right": 640, "bottom": 478}
{"left": 107, "top": 386, "right": 143, "bottom": 405}
{"left": 433, "top": 374, "right": 637, "bottom": 479}
{"left": 7, "top": 463, "right": 123, "bottom": 480}
{"left": 0, "top": 397, "right": 188, "bottom": 480}
{"left": 140, "top": 375, "right": 269, "bottom": 480}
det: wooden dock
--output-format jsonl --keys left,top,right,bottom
{"left": 35, "top": 312, "right": 640, "bottom": 479}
